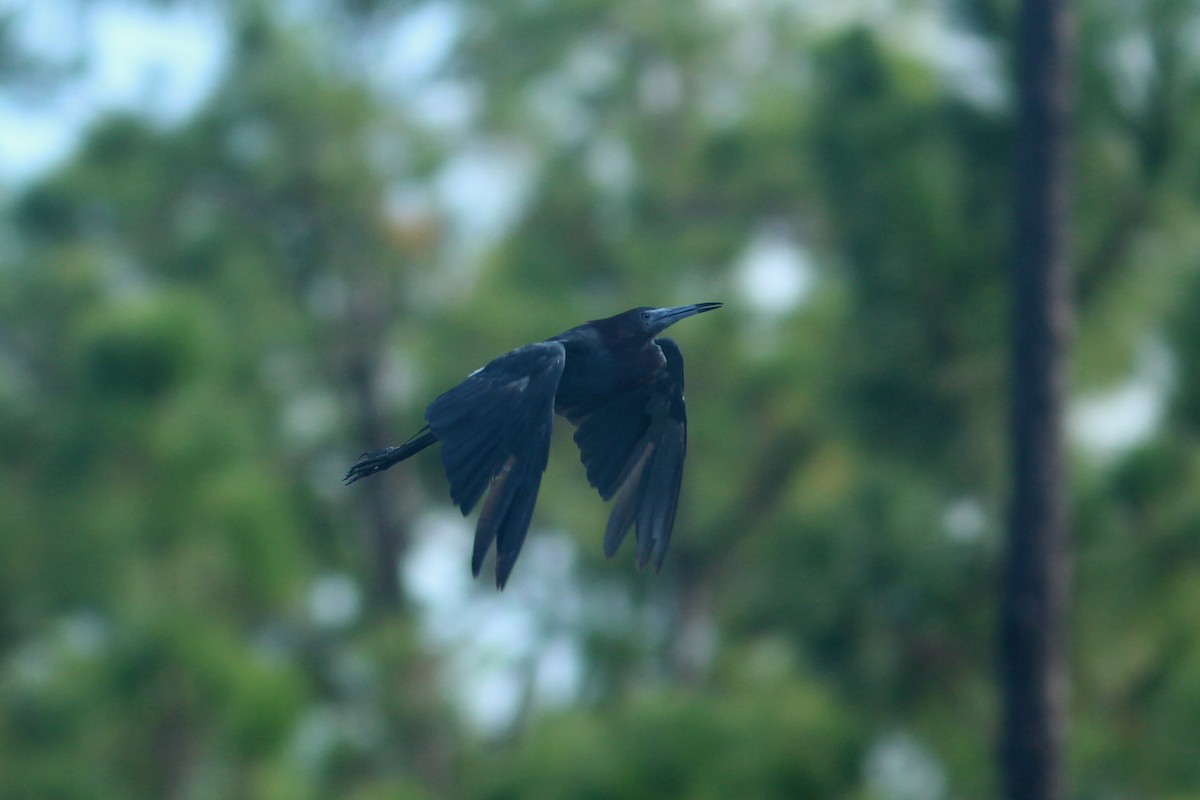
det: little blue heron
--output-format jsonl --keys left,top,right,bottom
{"left": 345, "top": 302, "right": 723, "bottom": 588}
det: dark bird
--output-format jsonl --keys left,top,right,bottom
{"left": 345, "top": 302, "right": 723, "bottom": 588}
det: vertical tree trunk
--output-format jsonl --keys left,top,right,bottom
{"left": 1001, "top": 0, "right": 1074, "bottom": 798}
{"left": 347, "top": 355, "right": 408, "bottom": 613}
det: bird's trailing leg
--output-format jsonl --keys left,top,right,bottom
{"left": 344, "top": 428, "right": 438, "bottom": 484}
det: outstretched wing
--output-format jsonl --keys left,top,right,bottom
{"left": 425, "top": 341, "right": 566, "bottom": 588}
{"left": 567, "top": 338, "right": 688, "bottom": 571}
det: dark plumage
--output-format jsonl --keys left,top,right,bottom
{"left": 345, "top": 302, "right": 722, "bottom": 588}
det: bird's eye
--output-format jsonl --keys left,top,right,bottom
{"left": 641, "top": 311, "right": 651, "bottom": 321}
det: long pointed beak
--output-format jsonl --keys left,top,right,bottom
{"left": 648, "top": 302, "right": 723, "bottom": 331}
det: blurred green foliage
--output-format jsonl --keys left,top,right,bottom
{"left": 1, "top": 0, "right": 1199, "bottom": 798}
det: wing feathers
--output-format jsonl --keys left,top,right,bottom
{"left": 442, "top": 431, "right": 504, "bottom": 514}
{"left": 572, "top": 392, "right": 652, "bottom": 500}
{"left": 576, "top": 337, "right": 689, "bottom": 570}
{"left": 487, "top": 452, "right": 544, "bottom": 586}
{"left": 426, "top": 342, "right": 565, "bottom": 587}
{"left": 641, "top": 425, "right": 684, "bottom": 570}
{"left": 603, "top": 443, "right": 654, "bottom": 558}
{"left": 472, "top": 455, "right": 515, "bottom": 576}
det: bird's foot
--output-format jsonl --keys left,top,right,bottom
{"left": 344, "top": 447, "right": 400, "bottom": 485}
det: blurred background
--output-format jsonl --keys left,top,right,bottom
{"left": 1, "top": 0, "right": 1198, "bottom": 798}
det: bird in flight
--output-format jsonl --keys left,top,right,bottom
{"left": 345, "top": 302, "right": 723, "bottom": 589}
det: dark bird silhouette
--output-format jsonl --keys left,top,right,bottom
{"left": 345, "top": 302, "right": 723, "bottom": 588}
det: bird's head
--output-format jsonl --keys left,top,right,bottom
{"left": 623, "top": 302, "right": 724, "bottom": 338}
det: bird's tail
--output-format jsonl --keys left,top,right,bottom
{"left": 344, "top": 427, "right": 438, "bottom": 485}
